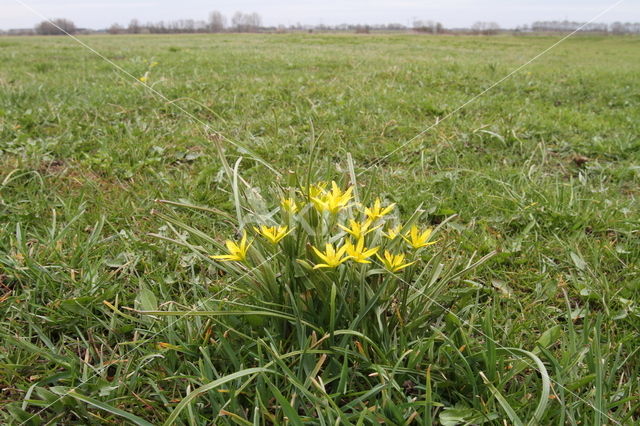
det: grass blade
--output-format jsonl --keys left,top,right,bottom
{"left": 479, "top": 372, "right": 524, "bottom": 426}
{"left": 67, "top": 390, "right": 155, "bottom": 426}
{"left": 163, "top": 368, "right": 274, "bottom": 425}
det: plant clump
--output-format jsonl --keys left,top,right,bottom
{"left": 208, "top": 180, "right": 448, "bottom": 340}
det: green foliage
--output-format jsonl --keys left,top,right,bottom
{"left": 0, "top": 33, "right": 638, "bottom": 424}
{"left": 160, "top": 174, "right": 485, "bottom": 339}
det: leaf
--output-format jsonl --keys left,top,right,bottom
{"left": 436, "top": 207, "right": 456, "bottom": 216}
{"left": 135, "top": 288, "right": 158, "bottom": 312}
{"left": 264, "top": 376, "right": 304, "bottom": 425}
{"left": 58, "top": 296, "right": 95, "bottom": 314}
{"left": 104, "top": 252, "right": 132, "bottom": 268}
{"left": 439, "top": 406, "right": 499, "bottom": 425}
{"left": 184, "top": 151, "right": 202, "bottom": 161}
{"left": 99, "top": 385, "right": 120, "bottom": 397}
{"left": 535, "top": 325, "right": 561, "bottom": 352}
{"left": 480, "top": 372, "right": 524, "bottom": 426}
{"left": 491, "top": 280, "right": 513, "bottom": 297}
{"left": 67, "top": 390, "right": 154, "bottom": 426}
{"left": 34, "top": 386, "right": 64, "bottom": 411}
{"left": 570, "top": 252, "right": 587, "bottom": 271}
{"left": 6, "top": 403, "right": 42, "bottom": 425}
{"left": 3, "top": 334, "right": 72, "bottom": 368}
{"left": 163, "top": 368, "right": 274, "bottom": 425}
{"left": 571, "top": 306, "right": 587, "bottom": 320}
{"left": 496, "top": 348, "right": 551, "bottom": 425}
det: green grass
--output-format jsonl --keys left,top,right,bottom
{"left": 1, "top": 33, "right": 639, "bottom": 424}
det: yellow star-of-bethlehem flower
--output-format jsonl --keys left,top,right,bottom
{"left": 376, "top": 250, "right": 416, "bottom": 273}
{"left": 253, "top": 225, "right": 292, "bottom": 244}
{"left": 364, "top": 198, "right": 395, "bottom": 221}
{"left": 308, "top": 182, "right": 328, "bottom": 199}
{"left": 403, "top": 225, "right": 437, "bottom": 249}
{"left": 280, "top": 197, "right": 298, "bottom": 213}
{"left": 311, "top": 181, "right": 353, "bottom": 214}
{"left": 344, "top": 238, "right": 379, "bottom": 264}
{"left": 210, "top": 232, "right": 252, "bottom": 262}
{"left": 311, "top": 242, "right": 351, "bottom": 269}
{"left": 383, "top": 224, "right": 403, "bottom": 240}
{"left": 338, "top": 219, "right": 380, "bottom": 240}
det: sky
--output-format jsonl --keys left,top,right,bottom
{"left": 2, "top": 0, "right": 638, "bottom": 30}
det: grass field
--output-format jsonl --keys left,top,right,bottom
{"left": 1, "top": 33, "right": 639, "bottom": 424}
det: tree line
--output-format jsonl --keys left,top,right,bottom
{"left": 3, "top": 12, "right": 640, "bottom": 36}
{"left": 525, "top": 20, "right": 640, "bottom": 34}
{"left": 107, "top": 12, "right": 262, "bottom": 34}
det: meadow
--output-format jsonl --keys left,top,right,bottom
{"left": 0, "top": 33, "right": 638, "bottom": 424}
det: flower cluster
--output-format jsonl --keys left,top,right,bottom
{"left": 210, "top": 181, "right": 437, "bottom": 275}
{"left": 161, "top": 176, "right": 491, "bottom": 349}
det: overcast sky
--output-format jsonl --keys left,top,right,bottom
{"left": 2, "top": 0, "right": 638, "bottom": 30}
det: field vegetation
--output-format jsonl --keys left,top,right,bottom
{"left": 0, "top": 33, "right": 639, "bottom": 424}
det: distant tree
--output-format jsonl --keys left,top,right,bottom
{"left": 487, "top": 22, "right": 500, "bottom": 34}
{"left": 412, "top": 20, "right": 443, "bottom": 34}
{"left": 128, "top": 19, "right": 141, "bottom": 34}
{"left": 471, "top": 21, "right": 500, "bottom": 35}
{"left": 151, "top": 21, "right": 167, "bottom": 33}
{"left": 232, "top": 11, "right": 262, "bottom": 32}
{"left": 249, "top": 12, "right": 262, "bottom": 29}
{"left": 178, "top": 19, "right": 196, "bottom": 33}
{"left": 35, "top": 18, "right": 76, "bottom": 35}
{"left": 528, "top": 20, "right": 627, "bottom": 33}
{"left": 195, "top": 20, "right": 209, "bottom": 32}
{"left": 209, "top": 11, "right": 227, "bottom": 32}
{"left": 610, "top": 22, "right": 625, "bottom": 34}
{"left": 107, "top": 23, "right": 125, "bottom": 35}
{"left": 386, "top": 23, "right": 407, "bottom": 31}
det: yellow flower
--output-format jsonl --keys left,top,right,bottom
{"left": 139, "top": 75, "right": 148, "bottom": 83}
{"left": 364, "top": 198, "right": 395, "bottom": 221}
{"left": 345, "top": 238, "right": 379, "bottom": 264}
{"left": 210, "top": 232, "right": 251, "bottom": 262}
{"left": 308, "top": 182, "right": 328, "bottom": 199}
{"left": 280, "top": 198, "right": 298, "bottom": 213}
{"left": 253, "top": 225, "right": 292, "bottom": 244}
{"left": 311, "top": 242, "right": 351, "bottom": 269}
{"left": 338, "top": 219, "right": 380, "bottom": 240}
{"left": 311, "top": 181, "right": 353, "bottom": 214}
{"left": 403, "top": 225, "right": 436, "bottom": 249}
{"left": 376, "top": 250, "right": 416, "bottom": 273}
{"left": 383, "top": 224, "right": 403, "bottom": 240}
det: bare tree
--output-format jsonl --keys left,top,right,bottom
{"left": 209, "top": 11, "right": 227, "bottom": 32}
{"left": 486, "top": 22, "right": 500, "bottom": 35}
{"left": 530, "top": 20, "right": 619, "bottom": 33}
{"left": 386, "top": 23, "right": 407, "bottom": 31}
{"left": 232, "top": 11, "right": 262, "bottom": 32}
{"left": 471, "top": 21, "right": 500, "bottom": 35}
{"left": 107, "top": 23, "right": 125, "bottom": 35}
{"left": 249, "top": 12, "right": 262, "bottom": 29}
{"left": 35, "top": 18, "right": 76, "bottom": 35}
{"left": 413, "top": 19, "right": 443, "bottom": 34}
{"left": 128, "top": 19, "right": 141, "bottom": 34}
{"left": 231, "top": 12, "right": 243, "bottom": 31}
{"left": 179, "top": 19, "right": 196, "bottom": 32}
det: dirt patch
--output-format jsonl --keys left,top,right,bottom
{"left": 37, "top": 158, "right": 66, "bottom": 174}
